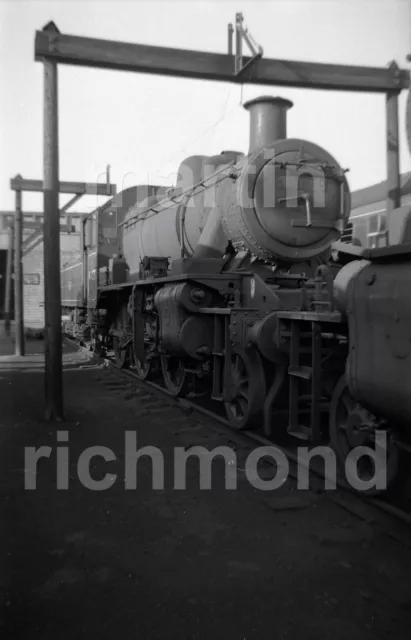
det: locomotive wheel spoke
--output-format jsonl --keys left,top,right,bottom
{"left": 224, "top": 348, "right": 266, "bottom": 430}
{"left": 161, "top": 356, "right": 189, "bottom": 397}
{"left": 129, "top": 346, "right": 150, "bottom": 380}
{"left": 238, "top": 384, "right": 249, "bottom": 401}
{"left": 135, "top": 358, "right": 151, "bottom": 380}
{"left": 132, "top": 309, "right": 158, "bottom": 381}
{"left": 341, "top": 395, "right": 355, "bottom": 416}
{"left": 133, "top": 338, "right": 153, "bottom": 381}
{"left": 237, "top": 397, "right": 248, "bottom": 415}
{"left": 113, "top": 304, "right": 131, "bottom": 369}
{"left": 329, "top": 375, "right": 400, "bottom": 494}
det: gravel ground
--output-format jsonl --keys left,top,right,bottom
{"left": 1, "top": 348, "right": 411, "bottom": 639}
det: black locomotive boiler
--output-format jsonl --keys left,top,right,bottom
{"left": 61, "top": 95, "right": 411, "bottom": 490}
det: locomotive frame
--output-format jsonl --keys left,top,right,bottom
{"left": 83, "top": 250, "right": 348, "bottom": 443}
{"left": 62, "top": 205, "right": 410, "bottom": 495}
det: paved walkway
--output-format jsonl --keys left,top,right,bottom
{"left": 0, "top": 321, "right": 46, "bottom": 357}
{"left": 1, "top": 352, "right": 411, "bottom": 639}
{"left": 0, "top": 327, "right": 90, "bottom": 368}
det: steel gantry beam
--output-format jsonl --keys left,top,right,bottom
{"left": 32, "top": 17, "right": 409, "bottom": 421}
{"left": 10, "top": 177, "right": 116, "bottom": 195}
{"left": 22, "top": 221, "right": 76, "bottom": 231}
{"left": 0, "top": 210, "right": 88, "bottom": 218}
{"left": 35, "top": 24, "right": 409, "bottom": 93}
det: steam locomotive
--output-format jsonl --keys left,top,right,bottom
{"left": 61, "top": 95, "right": 411, "bottom": 490}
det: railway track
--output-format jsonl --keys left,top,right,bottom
{"left": 67, "top": 338, "right": 411, "bottom": 537}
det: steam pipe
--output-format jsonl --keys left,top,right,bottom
{"left": 192, "top": 151, "right": 243, "bottom": 260}
{"left": 192, "top": 206, "right": 227, "bottom": 259}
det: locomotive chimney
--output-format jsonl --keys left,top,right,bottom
{"left": 243, "top": 96, "right": 293, "bottom": 154}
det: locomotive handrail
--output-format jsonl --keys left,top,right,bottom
{"left": 121, "top": 157, "right": 349, "bottom": 230}
{"left": 120, "top": 160, "right": 237, "bottom": 229}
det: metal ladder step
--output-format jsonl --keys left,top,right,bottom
{"left": 287, "top": 319, "right": 322, "bottom": 443}
{"left": 288, "top": 365, "right": 312, "bottom": 380}
{"left": 287, "top": 424, "right": 312, "bottom": 440}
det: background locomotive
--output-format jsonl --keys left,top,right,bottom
{"left": 62, "top": 95, "right": 411, "bottom": 490}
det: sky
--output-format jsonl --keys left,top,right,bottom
{"left": 0, "top": 0, "right": 410, "bottom": 214}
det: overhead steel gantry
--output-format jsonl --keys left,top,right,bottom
{"left": 5, "top": 173, "right": 115, "bottom": 366}
{"left": 34, "top": 14, "right": 409, "bottom": 420}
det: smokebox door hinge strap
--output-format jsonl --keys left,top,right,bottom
{"left": 227, "top": 13, "right": 263, "bottom": 76}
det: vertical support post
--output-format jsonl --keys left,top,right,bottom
{"left": 106, "top": 164, "right": 111, "bottom": 196}
{"left": 235, "top": 13, "right": 243, "bottom": 75}
{"left": 386, "top": 91, "right": 401, "bottom": 213}
{"left": 227, "top": 23, "right": 233, "bottom": 55}
{"left": 4, "top": 223, "right": 14, "bottom": 336}
{"left": 79, "top": 215, "right": 86, "bottom": 306}
{"left": 43, "top": 55, "right": 63, "bottom": 420}
{"left": 14, "top": 190, "right": 24, "bottom": 355}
